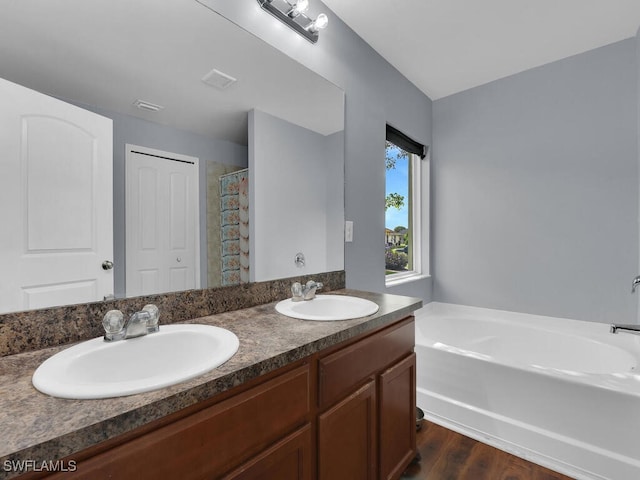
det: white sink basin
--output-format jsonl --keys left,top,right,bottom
{"left": 275, "top": 294, "right": 379, "bottom": 321}
{"left": 32, "top": 324, "right": 239, "bottom": 399}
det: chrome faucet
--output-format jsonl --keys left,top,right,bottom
{"left": 614, "top": 276, "right": 640, "bottom": 334}
{"left": 102, "top": 304, "right": 160, "bottom": 341}
{"left": 610, "top": 323, "right": 640, "bottom": 336}
{"left": 291, "top": 280, "right": 323, "bottom": 302}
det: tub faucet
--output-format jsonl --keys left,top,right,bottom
{"left": 291, "top": 280, "right": 323, "bottom": 302}
{"left": 632, "top": 275, "right": 640, "bottom": 293}
{"left": 610, "top": 323, "right": 640, "bottom": 336}
{"left": 103, "top": 304, "right": 160, "bottom": 342}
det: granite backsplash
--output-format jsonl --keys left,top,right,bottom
{"left": 0, "top": 270, "right": 345, "bottom": 357}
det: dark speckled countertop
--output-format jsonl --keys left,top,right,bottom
{"left": 0, "top": 289, "right": 421, "bottom": 479}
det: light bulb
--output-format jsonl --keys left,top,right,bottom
{"left": 288, "top": 0, "right": 309, "bottom": 17}
{"left": 307, "top": 13, "right": 328, "bottom": 32}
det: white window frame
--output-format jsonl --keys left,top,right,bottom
{"left": 385, "top": 151, "right": 429, "bottom": 286}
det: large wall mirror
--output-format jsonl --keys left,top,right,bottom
{"left": 0, "top": 0, "right": 344, "bottom": 314}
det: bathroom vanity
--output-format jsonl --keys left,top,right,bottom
{"left": 0, "top": 290, "right": 420, "bottom": 480}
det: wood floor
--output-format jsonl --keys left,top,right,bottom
{"left": 401, "top": 420, "right": 574, "bottom": 480}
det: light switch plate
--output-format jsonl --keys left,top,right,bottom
{"left": 345, "top": 221, "right": 353, "bottom": 242}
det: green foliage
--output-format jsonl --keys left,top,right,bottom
{"left": 385, "top": 140, "right": 412, "bottom": 272}
{"left": 385, "top": 141, "right": 409, "bottom": 170}
{"left": 385, "top": 141, "right": 408, "bottom": 211}
{"left": 385, "top": 192, "right": 404, "bottom": 211}
{"left": 385, "top": 249, "right": 409, "bottom": 271}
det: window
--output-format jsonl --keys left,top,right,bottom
{"left": 385, "top": 125, "right": 426, "bottom": 284}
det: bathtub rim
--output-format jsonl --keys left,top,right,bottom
{"left": 415, "top": 302, "right": 640, "bottom": 398}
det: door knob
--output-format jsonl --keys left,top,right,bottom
{"left": 102, "top": 260, "right": 114, "bottom": 270}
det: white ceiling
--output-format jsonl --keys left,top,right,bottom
{"left": 0, "top": 0, "right": 344, "bottom": 145}
{"left": 322, "top": 0, "right": 640, "bottom": 100}
{"left": 4, "top": 0, "right": 638, "bottom": 134}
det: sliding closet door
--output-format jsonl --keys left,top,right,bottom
{"left": 125, "top": 144, "right": 199, "bottom": 297}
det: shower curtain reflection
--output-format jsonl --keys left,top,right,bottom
{"left": 207, "top": 163, "right": 250, "bottom": 287}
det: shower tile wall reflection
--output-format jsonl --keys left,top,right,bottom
{"left": 220, "top": 169, "right": 249, "bottom": 286}
{"left": 207, "top": 161, "right": 246, "bottom": 288}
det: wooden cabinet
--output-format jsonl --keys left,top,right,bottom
{"left": 31, "top": 316, "right": 415, "bottom": 480}
{"left": 317, "top": 317, "right": 416, "bottom": 480}
{"left": 223, "top": 425, "right": 312, "bottom": 480}
{"left": 45, "top": 365, "right": 312, "bottom": 480}
{"left": 318, "top": 381, "right": 377, "bottom": 480}
{"left": 379, "top": 353, "right": 416, "bottom": 480}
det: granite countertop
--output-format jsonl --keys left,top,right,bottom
{"left": 0, "top": 289, "right": 421, "bottom": 478}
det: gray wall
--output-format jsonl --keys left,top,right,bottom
{"left": 82, "top": 104, "right": 247, "bottom": 298}
{"left": 432, "top": 39, "right": 638, "bottom": 323}
{"left": 248, "top": 109, "right": 343, "bottom": 281}
{"left": 200, "top": 0, "right": 433, "bottom": 303}
{"left": 326, "top": 129, "right": 346, "bottom": 272}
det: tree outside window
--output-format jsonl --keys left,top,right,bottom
{"left": 385, "top": 140, "right": 413, "bottom": 275}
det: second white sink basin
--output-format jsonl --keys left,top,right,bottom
{"left": 32, "top": 324, "right": 239, "bottom": 399}
{"left": 275, "top": 294, "right": 379, "bottom": 321}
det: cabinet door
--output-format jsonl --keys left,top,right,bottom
{"left": 318, "top": 380, "right": 377, "bottom": 480}
{"left": 378, "top": 354, "right": 416, "bottom": 480}
{"left": 223, "top": 425, "right": 312, "bottom": 480}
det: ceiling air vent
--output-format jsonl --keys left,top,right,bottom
{"left": 202, "top": 68, "right": 237, "bottom": 90}
{"left": 132, "top": 100, "right": 164, "bottom": 112}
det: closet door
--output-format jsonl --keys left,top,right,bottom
{"left": 125, "top": 145, "right": 199, "bottom": 297}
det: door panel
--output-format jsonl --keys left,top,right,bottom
{"left": 138, "top": 167, "right": 159, "bottom": 250}
{"left": 25, "top": 116, "right": 95, "bottom": 250}
{"left": 22, "top": 280, "right": 97, "bottom": 311}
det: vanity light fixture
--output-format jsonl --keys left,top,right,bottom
{"left": 257, "top": 0, "right": 328, "bottom": 43}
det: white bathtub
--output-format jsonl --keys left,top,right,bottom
{"left": 415, "top": 302, "right": 640, "bottom": 480}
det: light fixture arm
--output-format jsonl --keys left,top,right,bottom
{"left": 257, "top": 0, "right": 327, "bottom": 43}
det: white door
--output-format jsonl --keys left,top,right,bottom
{"left": 0, "top": 77, "right": 113, "bottom": 314}
{"left": 125, "top": 145, "right": 199, "bottom": 297}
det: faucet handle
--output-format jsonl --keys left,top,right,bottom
{"left": 142, "top": 304, "right": 160, "bottom": 332}
{"left": 291, "top": 282, "right": 303, "bottom": 302}
{"left": 103, "top": 310, "right": 124, "bottom": 336}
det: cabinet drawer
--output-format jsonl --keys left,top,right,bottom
{"left": 318, "top": 317, "right": 414, "bottom": 409}
{"left": 61, "top": 364, "right": 311, "bottom": 480}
